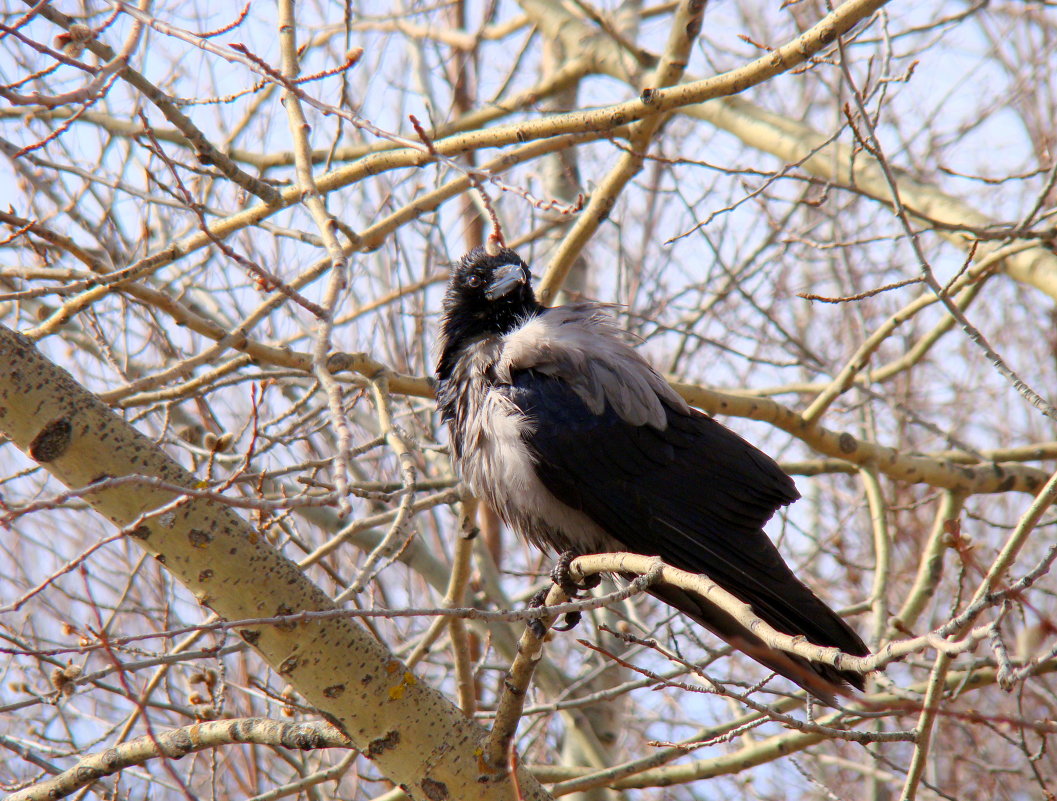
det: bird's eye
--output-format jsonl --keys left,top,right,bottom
{"left": 465, "top": 274, "right": 482, "bottom": 288}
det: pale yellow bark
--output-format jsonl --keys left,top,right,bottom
{"left": 0, "top": 324, "right": 550, "bottom": 801}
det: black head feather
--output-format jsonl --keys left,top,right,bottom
{"left": 437, "top": 246, "right": 542, "bottom": 380}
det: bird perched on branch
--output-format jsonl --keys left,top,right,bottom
{"left": 436, "top": 245, "right": 869, "bottom": 704}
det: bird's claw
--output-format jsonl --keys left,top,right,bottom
{"left": 551, "top": 611, "right": 582, "bottom": 632}
{"left": 527, "top": 616, "right": 549, "bottom": 639}
{"left": 524, "top": 552, "right": 597, "bottom": 636}
{"left": 551, "top": 549, "right": 599, "bottom": 596}
{"left": 546, "top": 551, "right": 599, "bottom": 632}
{"left": 526, "top": 586, "right": 551, "bottom": 638}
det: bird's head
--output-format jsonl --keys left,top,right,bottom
{"left": 440, "top": 246, "right": 541, "bottom": 342}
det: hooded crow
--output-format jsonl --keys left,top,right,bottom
{"left": 436, "top": 245, "right": 869, "bottom": 703}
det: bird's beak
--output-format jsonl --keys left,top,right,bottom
{"left": 485, "top": 262, "right": 526, "bottom": 300}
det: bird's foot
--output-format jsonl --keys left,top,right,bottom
{"left": 526, "top": 586, "right": 550, "bottom": 639}
{"left": 545, "top": 551, "right": 602, "bottom": 632}
{"left": 525, "top": 551, "right": 603, "bottom": 637}
{"left": 551, "top": 549, "right": 600, "bottom": 596}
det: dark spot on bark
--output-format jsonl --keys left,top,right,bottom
{"left": 155, "top": 553, "right": 166, "bottom": 564}
{"left": 318, "top": 709, "right": 350, "bottom": 738}
{"left": 75, "top": 766, "right": 103, "bottom": 783}
{"left": 128, "top": 525, "right": 151, "bottom": 540}
{"left": 323, "top": 683, "right": 346, "bottom": 698}
{"left": 280, "top": 723, "right": 332, "bottom": 750}
{"left": 640, "top": 87, "right": 656, "bottom": 105}
{"left": 100, "top": 748, "right": 120, "bottom": 770}
{"left": 227, "top": 719, "right": 250, "bottom": 742}
{"left": 503, "top": 678, "right": 524, "bottom": 696}
{"left": 420, "top": 777, "right": 449, "bottom": 801}
{"left": 169, "top": 727, "right": 193, "bottom": 757}
{"left": 90, "top": 473, "right": 113, "bottom": 485}
{"left": 278, "top": 655, "right": 300, "bottom": 674}
{"left": 198, "top": 568, "right": 214, "bottom": 582}
{"left": 274, "top": 603, "right": 298, "bottom": 631}
{"left": 188, "top": 529, "right": 212, "bottom": 548}
{"left": 239, "top": 629, "right": 261, "bottom": 645}
{"left": 367, "top": 730, "right": 400, "bottom": 758}
{"left": 838, "top": 432, "right": 857, "bottom": 454}
{"left": 325, "top": 352, "right": 349, "bottom": 373}
{"left": 29, "top": 418, "right": 72, "bottom": 462}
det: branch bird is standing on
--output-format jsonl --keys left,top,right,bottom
{"left": 436, "top": 245, "right": 870, "bottom": 704}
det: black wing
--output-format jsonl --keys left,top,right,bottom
{"left": 505, "top": 367, "right": 868, "bottom": 693}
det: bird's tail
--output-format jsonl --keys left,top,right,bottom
{"left": 645, "top": 583, "right": 868, "bottom": 707}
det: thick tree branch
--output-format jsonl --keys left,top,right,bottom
{"left": 0, "top": 324, "right": 550, "bottom": 801}
{"left": 8, "top": 718, "right": 351, "bottom": 801}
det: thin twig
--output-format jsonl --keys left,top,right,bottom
{"left": 482, "top": 557, "right": 665, "bottom": 770}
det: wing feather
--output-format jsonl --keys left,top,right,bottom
{"left": 503, "top": 366, "right": 869, "bottom": 689}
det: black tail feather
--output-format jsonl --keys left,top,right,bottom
{"left": 646, "top": 582, "right": 868, "bottom": 706}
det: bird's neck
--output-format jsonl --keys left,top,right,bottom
{"left": 436, "top": 300, "right": 543, "bottom": 382}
